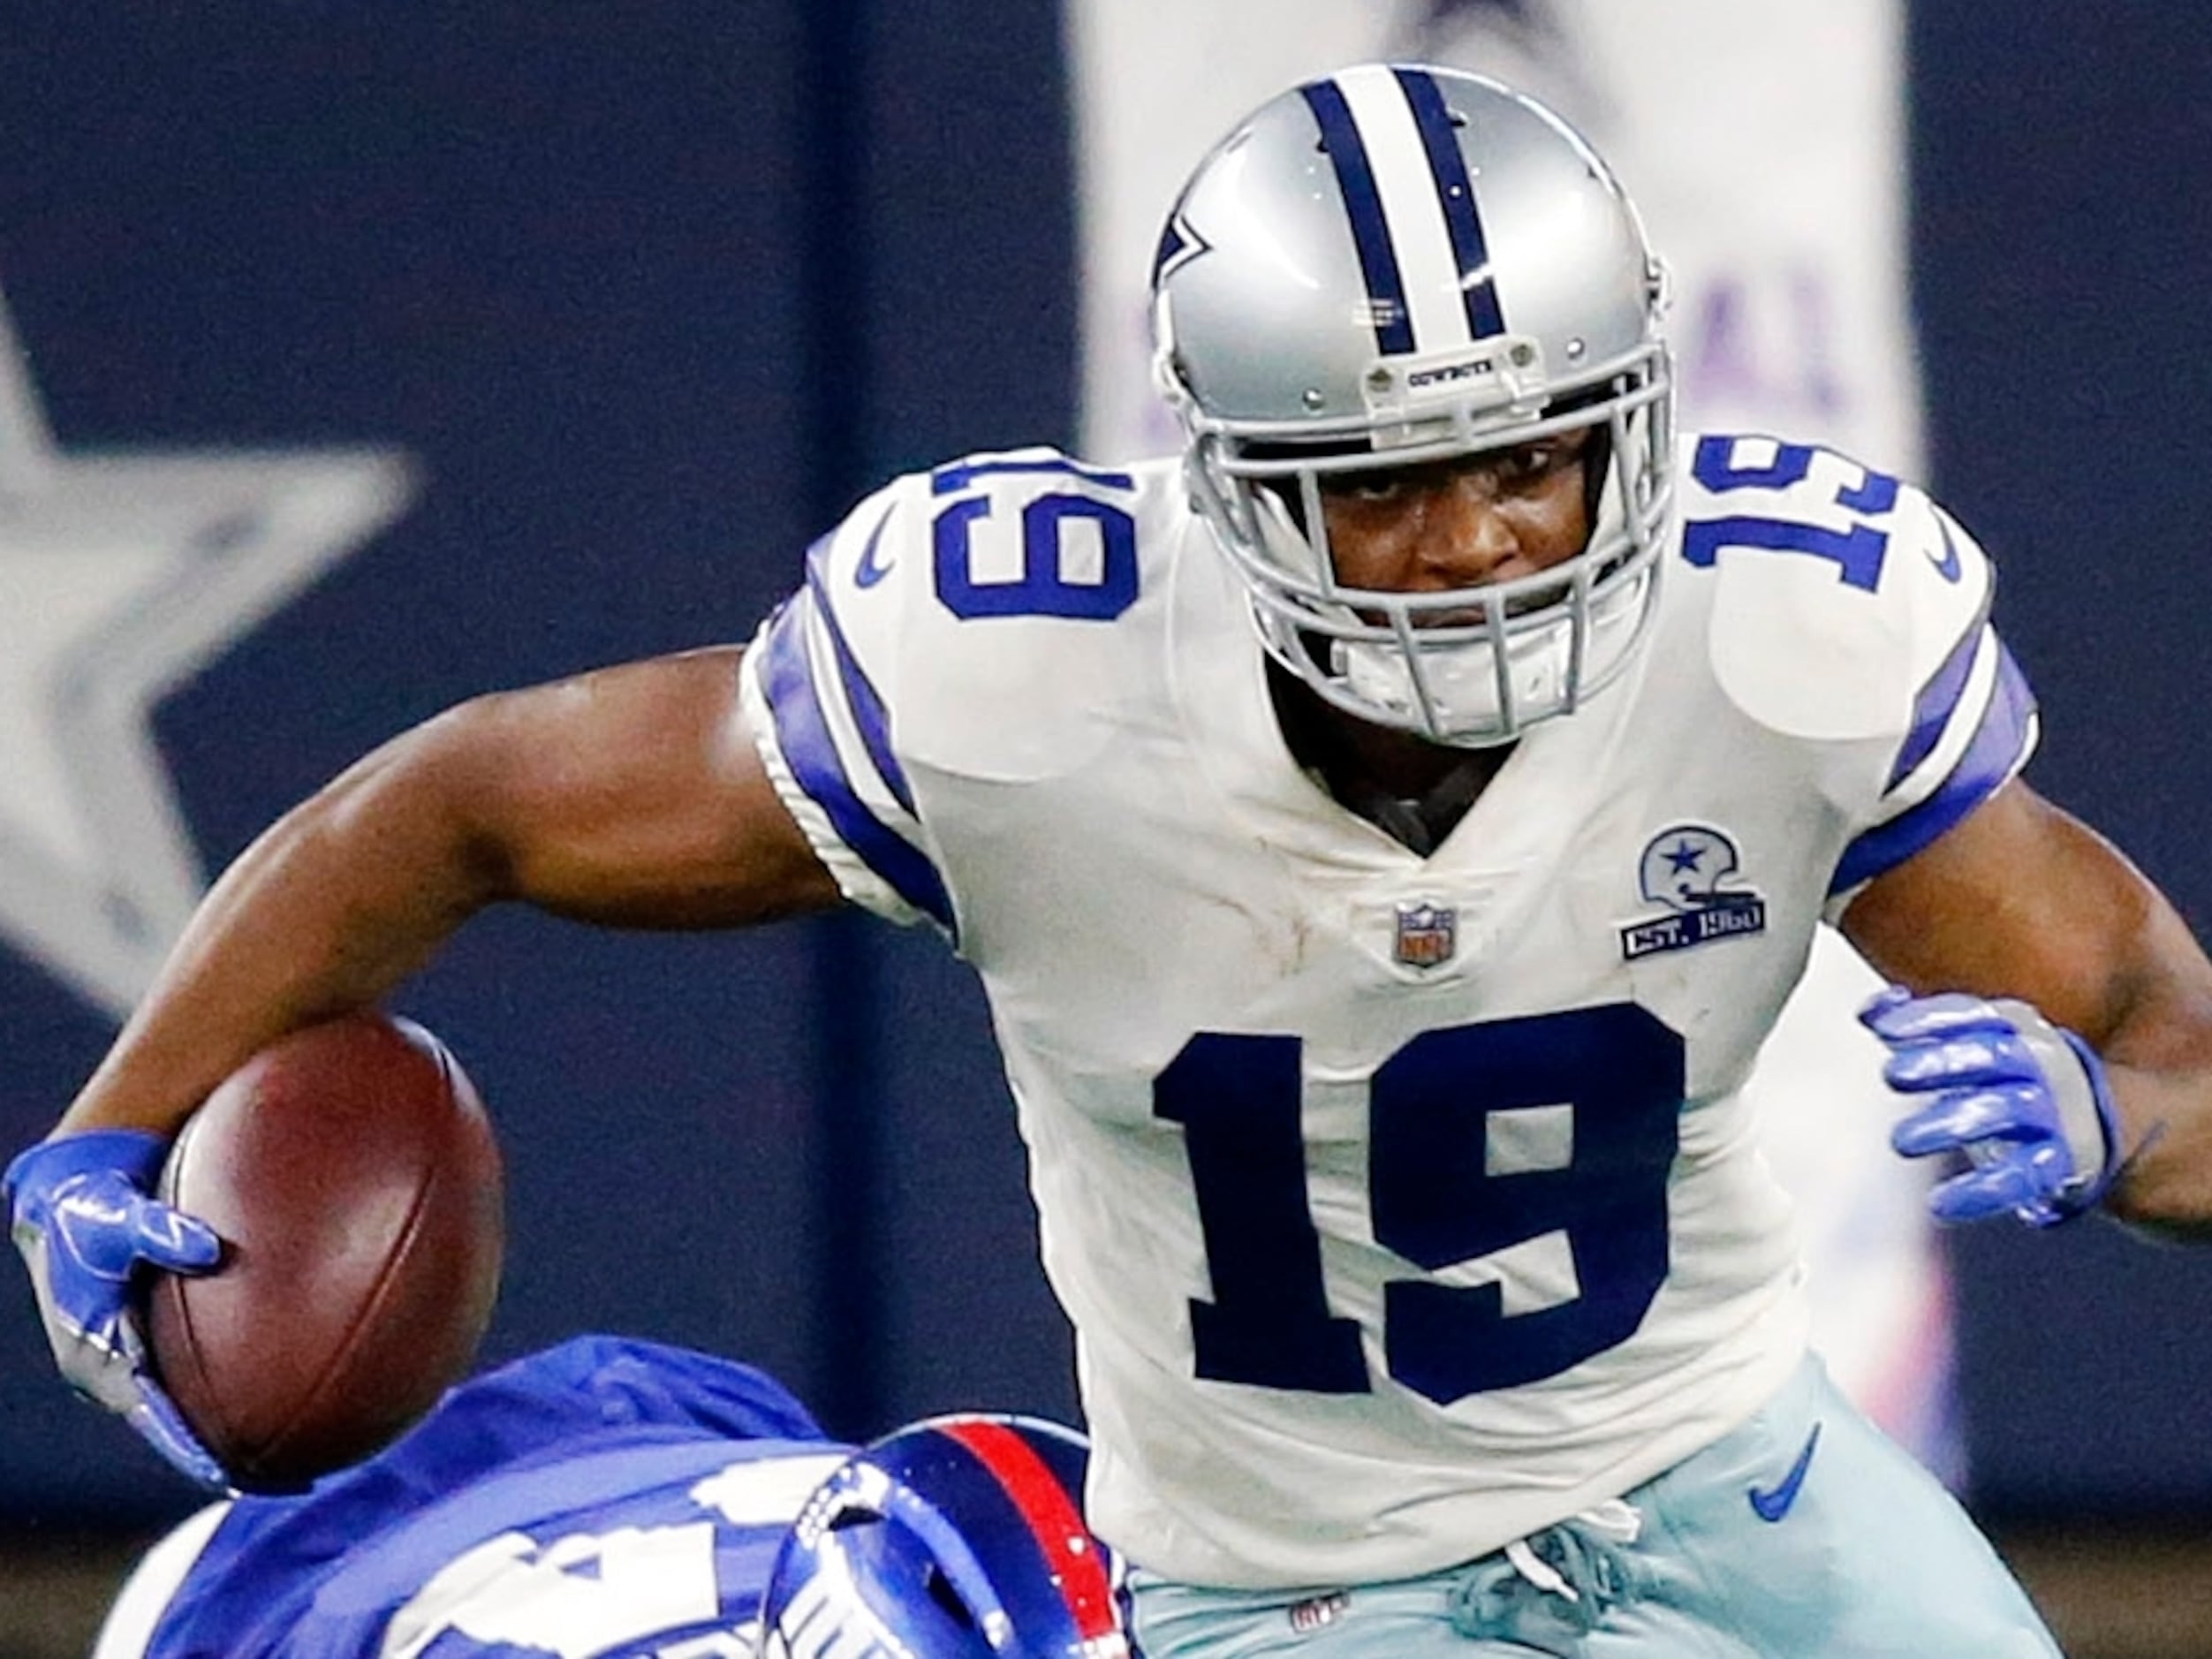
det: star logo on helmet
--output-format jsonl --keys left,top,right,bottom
{"left": 1150, "top": 208, "right": 1211, "bottom": 289}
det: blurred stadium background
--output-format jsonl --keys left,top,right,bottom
{"left": 4, "top": 4, "right": 2212, "bottom": 1652}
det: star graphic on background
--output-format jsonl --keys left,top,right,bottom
{"left": 0, "top": 292, "right": 418, "bottom": 1019}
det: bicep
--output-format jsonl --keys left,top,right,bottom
{"left": 1840, "top": 778, "right": 2212, "bottom": 1052}
{"left": 431, "top": 646, "right": 843, "bottom": 928}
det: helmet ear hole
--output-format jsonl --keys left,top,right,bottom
{"left": 926, "top": 1564, "right": 979, "bottom": 1630}
{"left": 763, "top": 1414, "right": 1125, "bottom": 1658}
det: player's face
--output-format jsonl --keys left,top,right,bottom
{"left": 1316, "top": 429, "right": 1592, "bottom": 605}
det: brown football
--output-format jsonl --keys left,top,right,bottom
{"left": 145, "top": 1011, "right": 504, "bottom": 1492}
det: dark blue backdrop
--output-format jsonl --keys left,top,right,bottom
{"left": 0, "top": 1, "right": 1075, "bottom": 1527}
{"left": 1913, "top": 4, "right": 2212, "bottom": 1518}
{"left": 4, "top": 2, "right": 2212, "bottom": 1532}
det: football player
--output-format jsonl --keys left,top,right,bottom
{"left": 16, "top": 63, "right": 2212, "bottom": 1655}
{"left": 89, "top": 1334, "right": 1127, "bottom": 1659}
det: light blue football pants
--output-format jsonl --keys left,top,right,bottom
{"left": 1126, "top": 1356, "right": 2059, "bottom": 1657}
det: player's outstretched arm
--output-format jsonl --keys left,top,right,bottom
{"left": 1843, "top": 778, "right": 2212, "bottom": 1238}
{"left": 8, "top": 645, "right": 837, "bottom": 1472}
{"left": 61, "top": 644, "right": 842, "bottom": 1145}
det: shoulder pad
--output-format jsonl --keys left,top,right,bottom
{"left": 790, "top": 449, "right": 1175, "bottom": 778}
{"left": 1678, "top": 433, "right": 1992, "bottom": 743}
{"left": 744, "top": 451, "right": 1181, "bottom": 931}
{"left": 797, "top": 446, "right": 1161, "bottom": 636}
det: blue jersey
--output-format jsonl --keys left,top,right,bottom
{"left": 95, "top": 1337, "right": 853, "bottom": 1659}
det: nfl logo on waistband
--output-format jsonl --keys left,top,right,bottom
{"left": 1393, "top": 901, "right": 1457, "bottom": 969}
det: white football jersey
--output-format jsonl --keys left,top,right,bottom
{"left": 742, "top": 435, "right": 2034, "bottom": 1587}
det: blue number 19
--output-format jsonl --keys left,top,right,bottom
{"left": 1683, "top": 434, "right": 1901, "bottom": 592}
{"left": 928, "top": 458, "right": 1140, "bottom": 620}
{"left": 1155, "top": 1004, "right": 1684, "bottom": 1405}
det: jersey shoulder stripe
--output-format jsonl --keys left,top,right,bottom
{"left": 752, "top": 499, "right": 951, "bottom": 937}
{"left": 754, "top": 591, "right": 951, "bottom": 928}
{"left": 1830, "top": 637, "right": 2036, "bottom": 894}
{"left": 1886, "top": 588, "right": 1992, "bottom": 791}
{"left": 806, "top": 511, "right": 915, "bottom": 816}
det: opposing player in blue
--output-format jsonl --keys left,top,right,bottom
{"left": 89, "top": 1333, "right": 1128, "bottom": 1658}
{"left": 16, "top": 62, "right": 2212, "bottom": 1655}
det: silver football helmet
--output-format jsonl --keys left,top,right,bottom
{"left": 1151, "top": 64, "right": 1675, "bottom": 746}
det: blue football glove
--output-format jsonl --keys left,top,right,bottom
{"left": 4, "top": 1129, "right": 229, "bottom": 1484}
{"left": 1860, "top": 987, "right": 2122, "bottom": 1228}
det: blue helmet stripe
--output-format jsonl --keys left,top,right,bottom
{"left": 759, "top": 598, "right": 954, "bottom": 929}
{"left": 1301, "top": 79, "right": 1415, "bottom": 356}
{"left": 905, "top": 1428, "right": 1094, "bottom": 1647}
{"left": 1830, "top": 642, "right": 2036, "bottom": 895}
{"left": 1393, "top": 66, "right": 1505, "bottom": 338}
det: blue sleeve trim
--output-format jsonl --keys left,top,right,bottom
{"left": 760, "top": 598, "right": 953, "bottom": 928}
{"left": 1831, "top": 641, "right": 2036, "bottom": 896}
{"left": 803, "top": 524, "right": 916, "bottom": 817}
{"left": 1885, "top": 617, "right": 1989, "bottom": 792}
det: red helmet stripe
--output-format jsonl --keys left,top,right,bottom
{"left": 940, "top": 1419, "right": 1117, "bottom": 1640}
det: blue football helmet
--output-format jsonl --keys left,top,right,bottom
{"left": 761, "top": 1413, "right": 1129, "bottom": 1659}
{"left": 1151, "top": 64, "right": 1676, "bottom": 746}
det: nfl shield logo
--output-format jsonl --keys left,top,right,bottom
{"left": 1393, "top": 900, "right": 1458, "bottom": 970}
